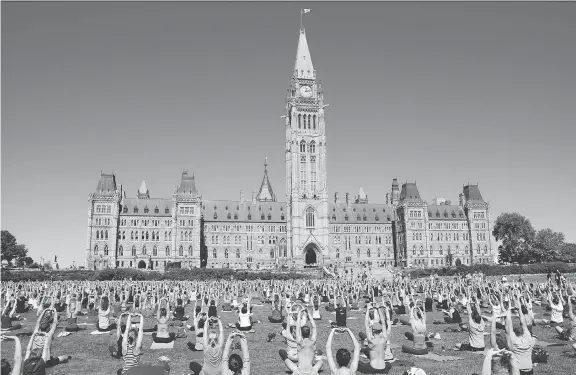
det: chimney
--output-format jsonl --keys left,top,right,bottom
{"left": 459, "top": 193, "right": 466, "bottom": 207}
{"left": 252, "top": 191, "right": 256, "bottom": 206}
{"left": 334, "top": 192, "right": 340, "bottom": 206}
{"left": 386, "top": 193, "right": 390, "bottom": 205}
{"left": 345, "top": 192, "right": 350, "bottom": 206}
{"left": 240, "top": 190, "right": 245, "bottom": 204}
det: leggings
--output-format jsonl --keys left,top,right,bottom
{"left": 152, "top": 332, "right": 176, "bottom": 343}
{"left": 236, "top": 323, "right": 252, "bottom": 331}
{"left": 268, "top": 315, "right": 284, "bottom": 323}
{"left": 357, "top": 361, "right": 392, "bottom": 374}
{"left": 97, "top": 323, "right": 116, "bottom": 332}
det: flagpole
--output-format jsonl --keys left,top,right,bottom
{"left": 300, "top": 9, "right": 303, "bottom": 31}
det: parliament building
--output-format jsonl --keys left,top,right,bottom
{"left": 85, "top": 26, "right": 494, "bottom": 271}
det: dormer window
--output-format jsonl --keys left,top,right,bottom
{"left": 134, "top": 207, "right": 139, "bottom": 214}
{"left": 144, "top": 207, "right": 149, "bottom": 214}
{"left": 234, "top": 213, "right": 238, "bottom": 220}
{"left": 261, "top": 214, "right": 265, "bottom": 220}
{"left": 344, "top": 215, "right": 349, "bottom": 222}
{"left": 247, "top": 214, "right": 252, "bottom": 220}
{"left": 165, "top": 208, "right": 170, "bottom": 214}
{"left": 356, "top": 214, "right": 361, "bottom": 221}
{"left": 267, "top": 214, "right": 272, "bottom": 220}
{"left": 227, "top": 213, "right": 231, "bottom": 219}
{"left": 123, "top": 207, "right": 128, "bottom": 214}
{"left": 154, "top": 207, "right": 159, "bottom": 214}
{"left": 375, "top": 215, "right": 379, "bottom": 221}
{"left": 213, "top": 212, "right": 218, "bottom": 219}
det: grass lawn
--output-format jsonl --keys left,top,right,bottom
{"left": 2, "top": 280, "right": 575, "bottom": 374}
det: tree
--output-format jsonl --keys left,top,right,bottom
{"left": 533, "top": 228, "right": 565, "bottom": 262}
{"left": 555, "top": 243, "right": 576, "bottom": 263}
{"left": 1, "top": 230, "right": 28, "bottom": 264}
{"left": 16, "top": 256, "right": 34, "bottom": 267}
{"left": 492, "top": 213, "right": 536, "bottom": 264}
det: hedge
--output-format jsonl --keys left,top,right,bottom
{"left": 0, "top": 267, "right": 315, "bottom": 282}
{"left": 407, "top": 262, "right": 576, "bottom": 278}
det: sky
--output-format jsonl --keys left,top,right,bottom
{"left": 2, "top": 2, "right": 576, "bottom": 266}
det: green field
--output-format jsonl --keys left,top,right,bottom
{"left": 1, "top": 278, "right": 575, "bottom": 374}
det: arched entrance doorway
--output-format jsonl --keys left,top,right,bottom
{"left": 455, "top": 258, "right": 462, "bottom": 267}
{"left": 138, "top": 260, "right": 147, "bottom": 269}
{"left": 304, "top": 244, "right": 318, "bottom": 266}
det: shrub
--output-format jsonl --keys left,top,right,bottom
{"left": 408, "top": 262, "right": 576, "bottom": 278}
{"left": 0, "top": 267, "right": 313, "bottom": 282}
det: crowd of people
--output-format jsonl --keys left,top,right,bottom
{"left": 1, "top": 271, "right": 575, "bottom": 375}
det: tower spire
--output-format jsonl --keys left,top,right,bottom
{"left": 294, "top": 20, "right": 315, "bottom": 80}
{"left": 256, "top": 158, "right": 276, "bottom": 202}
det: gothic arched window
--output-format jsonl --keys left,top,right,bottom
{"left": 306, "top": 207, "right": 315, "bottom": 228}
{"left": 313, "top": 115, "right": 316, "bottom": 129}
{"left": 300, "top": 140, "right": 306, "bottom": 153}
{"left": 166, "top": 246, "right": 170, "bottom": 256}
{"left": 188, "top": 245, "right": 193, "bottom": 256}
{"left": 303, "top": 114, "right": 307, "bottom": 128}
{"left": 93, "top": 245, "right": 98, "bottom": 255}
{"left": 236, "top": 249, "right": 240, "bottom": 258}
{"left": 298, "top": 114, "right": 301, "bottom": 128}
{"left": 309, "top": 141, "right": 316, "bottom": 153}
{"left": 132, "top": 245, "right": 136, "bottom": 256}
{"left": 119, "top": 245, "right": 123, "bottom": 256}
{"left": 270, "top": 248, "right": 274, "bottom": 258}
{"left": 96, "top": 231, "right": 100, "bottom": 240}
{"left": 153, "top": 245, "right": 158, "bottom": 256}
{"left": 104, "top": 245, "right": 109, "bottom": 256}
{"left": 142, "top": 245, "right": 147, "bottom": 255}
{"left": 308, "top": 114, "right": 312, "bottom": 129}
{"left": 179, "top": 246, "right": 184, "bottom": 256}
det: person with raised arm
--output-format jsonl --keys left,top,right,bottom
{"left": 504, "top": 301, "right": 533, "bottom": 375}
{"left": 401, "top": 303, "right": 429, "bottom": 356}
{"left": 64, "top": 293, "right": 81, "bottom": 332}
{"left": 1, "top": 298, "right": 22, "bottom": 331}
{"left": 119, "top": 313, "right": 144, "bottom": 374}
{"left": 1, "top": 335, "right": 22, "bottom": 375}
{"left": 24, "top": 308, "right": 72, "bottom": 372}
{"left": 326, "top": 327, "right": 360, "bottom": 375}
{"left": 280, "top": 308, "right": 323, "bottom": 375}
{"left": 455, "top": 296, "right": 485, "bottom": 352}
{"left": 222, "top": 331, "right": 250, "bottom": 375}
{"left": 555, "top": 285, "right": 576, "bottom": 349}
{"left": 356, "top": 306, "right": 391, "bottom": 374}
{"left": 153, "top": 298, "right": 176, "bottom": 343}
{"left": 189, "top": 316, "right": 225, "bottom": 375}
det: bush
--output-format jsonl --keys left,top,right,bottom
{"left": 0, "top": 267, "right": 313, "bottom": 282}
{"left": 408, "top": 262, "right": 576, "bottom": 278}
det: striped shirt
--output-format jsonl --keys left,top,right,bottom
{"left": 122, "top": 343, "right": 140, "bottom": 373}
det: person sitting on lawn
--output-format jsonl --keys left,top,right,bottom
{"left": 189, "top": 316, "right": 224, "bottom": 375}
{"left": 279, "top": 309, "right": 324, "bottom": 375}
{"left": 222, "top": 331, "right": 250, "bottom": 375}
{"left": 118, "top": 313, "right": 144, "bottom": 374}
{"left": 64, "top": 294, "right": 81, "bottom": 332}
{"left": 153, "top": 298, "right": 176, "bottom": 344}
{"left": 326, "top": 327, "right": 360, "bottom": 375}
{"left": 329, "top": 295, "right": 349, "bottom": 328}
{"left": 109, "top": 312, "right": 130, "bottom": 359}
{"left": 1, "top": 335, "right": 22, "bottom": 375}
{"left": 401, "top": 304, "right": 429, "bottom": 356}
{"left": 479, "top": 348, "right": 520, "bottom": 375}
{"left": 555, "top": 286, "right": 576, "bottom": 348}
{"left": 311, "top": 294, "right": 322, "bottom": 320}
{"left": 356, "top": 308, "right": 391, "bottom": 373}
{"left": 504, "top": 303, "right": 534, "bottom": 375}
{"left": 1, "top": 298, "right": 22, "bottom": 332}
{"left": 455, "top": 298, "right": 485, "bottom": 352}
{"left": 24, "top": 308, "right": 72, "bottom": 372}
{"left": 173, "top": 298, "right": 189, "bottom": 322}
{"left": 97, "top": 294, "right": 115, "bottom": 332}
{"left": 268, "top": 294, "right": 284, "bottom": 323}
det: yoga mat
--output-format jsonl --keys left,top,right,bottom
{"left": 57, "top": 331, "right": 73, "bottom": 337}
{"left": 347, "top": 317, "right": 358, "bottom": 320}
{"left": 90, "top": 330, "right": 111, "bottom": 335}
{"left": 534, "top": 340, "right": 565, "bottom": 347}
{"left": 150, "top": 341, "right": 175, "bottom": 350}
{"left": 418, "top": 353, "right": 463, "bottom": 362}
{"left": 77, "top": 323, "right": 94, "bottom": 326}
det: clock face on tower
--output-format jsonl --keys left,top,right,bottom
{"left": 299, "top": 85, "right": 312, "bottom": 98}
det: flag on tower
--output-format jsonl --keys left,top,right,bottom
{"left": 302, "top": 9, "right": 311, "bottom": 14}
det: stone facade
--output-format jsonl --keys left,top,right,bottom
{"left": 85, "top": 27, "right": 494, "bottom": 271}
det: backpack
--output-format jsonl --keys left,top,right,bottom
{"left": 532, "top": 346, "right": 549, "bottom": 363}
